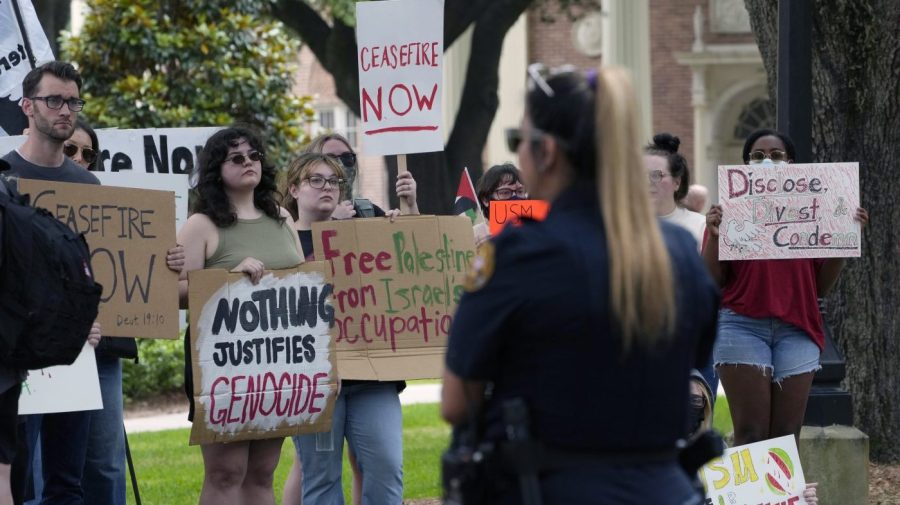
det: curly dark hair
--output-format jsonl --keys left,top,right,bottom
{"left": 645, "top": 132, "right": 690, "bottom": 202}
{"left": 192, "top": 126, "right": 283, "bottom": 227}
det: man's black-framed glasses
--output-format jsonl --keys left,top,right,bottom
{"left": 30, "top": 95, "right": 86, "bottom": 112}
{"left": 328, "top": 152, "right": 357, "bottom": 169}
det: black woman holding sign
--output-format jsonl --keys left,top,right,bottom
{"left": 702, "top": 128, "right": 868, "bottom": 447}
{"left": 441, "top": 64, "right": 719, "bottom": 504}
{"left": 177, "top": 126, "right": 304, "bottom": 505}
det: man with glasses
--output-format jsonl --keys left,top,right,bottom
{"left": 1, "top": 61, "right": 102, "bottom": 505}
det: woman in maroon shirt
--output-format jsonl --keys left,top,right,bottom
{"left": 703, "top": 129, "right": 868, "bottom": 446}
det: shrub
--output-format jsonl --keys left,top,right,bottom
{"left": 122, "top": 337, "right": 184, "bottom": 403}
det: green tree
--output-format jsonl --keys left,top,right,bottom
{"left": 62, "top": 0, "right": 315, "bottom": 166}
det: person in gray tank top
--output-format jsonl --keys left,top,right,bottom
{"left": 177, "top": 126, "right": 304, "bottom": 505}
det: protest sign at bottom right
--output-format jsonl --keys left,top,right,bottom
{"left": 699, "top": 434, "right": 808, "bottom": 505}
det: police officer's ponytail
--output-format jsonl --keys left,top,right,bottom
{"left": 526, "top": 66, "right": 676, "bottom": 350}
{"left": 594, "top": 67, "right": 675, "bottom": 350}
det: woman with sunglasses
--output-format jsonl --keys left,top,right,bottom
{"left": 304, "top": 133, "right": 419, "bottom": 220}
{"left": 280, "top": 152, "right": 405, "bottom": 505}
{"left": 177, "top": 126, "right": 304, "bottom": 505}
{"left": 475, "top": 163, "right": 527, "bottom": 219}
{"left": 64, "top": 119, "right": 99, "bottom": 170}
{"left": 441, "top": 64, "right": 719, "bottom": 504}
{"left": 703, "top": 128, "right": 868, "bottom": 448}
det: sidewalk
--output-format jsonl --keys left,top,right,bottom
{"left": 124, "top": 383, "right": 442, "bottom": 434}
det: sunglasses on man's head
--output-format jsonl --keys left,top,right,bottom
{"left": 224, "top": 151, "right": 264, "bottom": 165}
{"left": 327, "top": 152, "right": 357, "bottom": 169}
{"left": 63, "top": 143, "right": 97, "bottom": 164}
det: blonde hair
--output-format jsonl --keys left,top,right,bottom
{"left": 304, "top": 133, "right": 353, "bottom": 155}
{"left": 595, "top": 67, "right": 675, "bottom": 349}
{"left": 281, "top": 153, "right": 346, "bottom": 221}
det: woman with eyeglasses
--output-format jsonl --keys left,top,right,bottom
{"left": 279, "top": 152, "right": 405, "bottom": 505}
{"left": 441, "top": 64, "right": 719, "bottom": 504}
{"left": 304, "top": 133, "right": 419, "bottom": 219}
{"left": 475, "top": 163, "right": 527, "bottom": 219}
{"left": 644, "top": 133, "right": 706, "bottom": 248}
{"left": 702, "top": 128, "right": 868, "bottom": 448}
{"left": 177, "top": 126, "right": 304, "bottom": 505}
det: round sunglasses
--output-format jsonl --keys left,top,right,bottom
{"left": 63, "top": 143, "right": 97, "bottom": 164}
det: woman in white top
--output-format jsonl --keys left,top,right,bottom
{"left": 644, "top": 133, "right": 706, "bottom": 248}
{"left": 645, "top": 132, "right": 718, "bottom": 399}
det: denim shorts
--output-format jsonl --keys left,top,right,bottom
{"left": 714, "top": 308, "right": 820, "bottom": 382}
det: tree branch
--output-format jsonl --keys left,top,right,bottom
{"left": 273, "top": 0, "right": 332, "bottom": 59}
{"left": 446, "top": 0, "right": 531, "bottom": 178}
{"left": 445, "top": 0, "right": 496, "bottom": 48}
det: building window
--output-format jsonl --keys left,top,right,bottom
{"left": 734, "top": 98, "right": 775, "bottom": 140}
{"left": 345, "top": 111, "right": 359, "bottom": 148}
{"left": 318, "top": 109, "right": 335, "bottom": 130}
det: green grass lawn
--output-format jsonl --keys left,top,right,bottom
{"left": 125, "top": 397, "right": 733, "bottom": 504}
{"left": 125, "top": 403, "right": 449, "bottom": 504}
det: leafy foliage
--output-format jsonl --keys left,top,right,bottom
{"left": 61, "top": 0, "right": 315, "bottom": 167}
{"left": 122, "top": 338, "right": 184, "bottom": 403}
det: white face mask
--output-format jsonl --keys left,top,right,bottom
{"left": 749, "top": 158, "right": 787, "bottom": 166}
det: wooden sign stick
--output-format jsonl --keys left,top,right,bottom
{"left": 397, "top": 154, "right": 411, "bottom": 215}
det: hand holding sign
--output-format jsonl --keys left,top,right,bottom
{"left": 231, "top": 256, "right": 266, "bottom": 285}
{"left": 717, "top": 163, "right": 861, "bottom": 260}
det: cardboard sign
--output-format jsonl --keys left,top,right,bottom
{"left": 187, "top": 265, "right": 338, "bottom": 445}
{"left": 699, "top": 435, "right": 808, "bottom": 505}
{"left": 18, "top": 343, "right": 102, "bottom": 415}
{"left": 488, "top": 200, "right": 550, "bottom": 235}
{"left": 717, "top": 163, "right": 861, "bottom": 260}
{"left": 18, "top": 180, "right": 179, "bottom": 339}
{"left": 356, "top": 0, "right": 444, "bottom": 155}
{"left": 312, "top": 216, "right": 476, "bottom": 380}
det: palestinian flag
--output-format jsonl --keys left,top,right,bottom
{"left": 452, "top": 167, "right": 485, "bottom": 226}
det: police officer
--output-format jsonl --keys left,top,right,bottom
{"left": 441, "top": 66, "right": 719, "bottom": 504}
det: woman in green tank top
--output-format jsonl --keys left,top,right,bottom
{"left": 176, "top": 126, "right": 303, "bottom": 505}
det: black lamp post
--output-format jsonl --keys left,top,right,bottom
{"left": 776, "top": 0, "right": 853, "bottom": 427}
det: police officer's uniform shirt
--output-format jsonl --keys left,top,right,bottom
{"left": 447, "top": 185, "right": 719, "bottom": 453}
